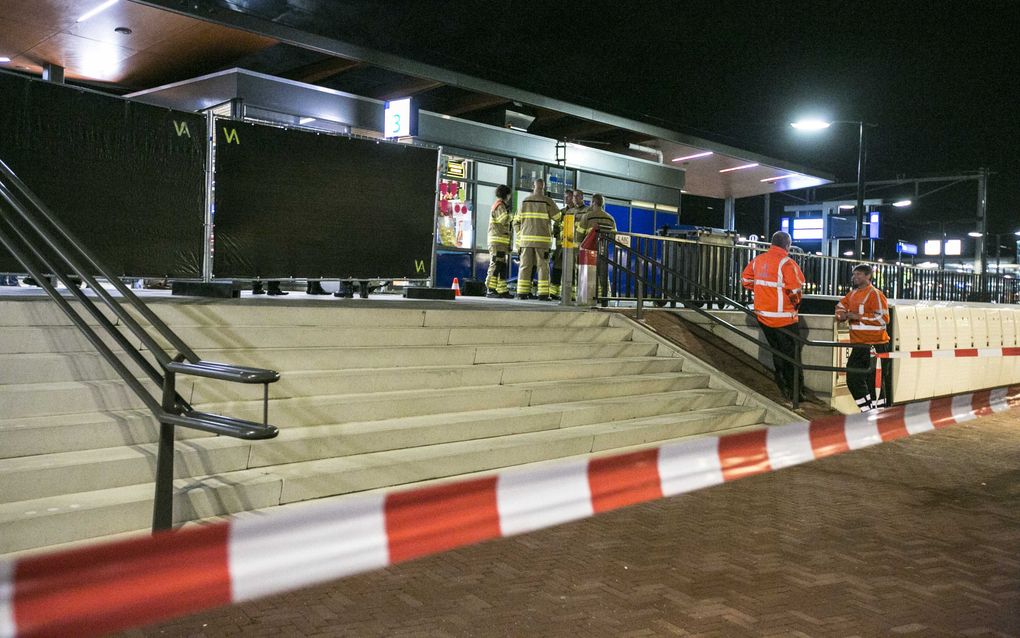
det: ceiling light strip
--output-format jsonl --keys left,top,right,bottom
{"left": 719, "top": 163, "right": 759, "bottom": 173}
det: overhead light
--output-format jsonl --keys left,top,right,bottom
{"left": 968, "top": 231, "right": 983, "bottom": 238}
{"left": 0, "top": 57, "right": 10, "bottom": 63}
{"left": 299, "top": 117, "right": 316, "bottom": 124}
{"left": 838, "top": 204, "right": 855, "bottom": 210}
{"left": 77, "top": 0, "right": 119, "bottom": 22}
{"left": 760, "top": 175, "right": 791, "bottom": 183}
{"left": 671, "top": 151, "right": 713, "bottom": 162}
{"left": 719, "top": 163, "right": 759, "bottom": 173}
{"left": 892, "top": 199, "right": 912, "bottom": 207}
{"left": 1014, "top": 230, "right": 1020, "bottom": 237}
{"left": 791, "top": 119, "right": 832, "bottom": 131}
{"left": 843, "top": 250, "right": 854, "bottom": 256}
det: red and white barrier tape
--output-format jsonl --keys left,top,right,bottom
{"left": 2, "top": 386, "right": 1019, "bottom": 638}
{"left": 877, "top": 346, "right": 1020, "bottom": 359}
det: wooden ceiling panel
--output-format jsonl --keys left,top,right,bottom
{"left": 0, "top": 15, "right": 57, "bottom": 57}
{"left": 142, "top": 21, "right": 276, "bottom": 60}
{"left": 66, "top": 0, "right": 196, "bottom": 50}
{"left": 22, "top": 32, "right": 136, "bottom": 81}
{"left": 0, "top": 0, "right": 80, "bottom": 31}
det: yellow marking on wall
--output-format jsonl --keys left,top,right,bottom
{"left": 173, "top": 121, "right": 191, "bottom": 138}
{"left": 223, "top": 128, "right": 240, "bottom": 144}
{"left": 415, "top": 259, "right": 427, "bottom": 274}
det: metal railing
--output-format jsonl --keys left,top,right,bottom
{"left": 0, "top": 158, "right": 281, "bottom": 532}
{"left": 594, "top": 232, "right": 874, "bottom": 409}
{"left": 598, "top": 231, "right": 1020, "bottom": 307}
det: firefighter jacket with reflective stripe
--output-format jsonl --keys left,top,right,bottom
{"left": 576, "top": 206, "right": 616, "bottom": 242}
{"left": 514, "top": 194, "right": 560, "bottom": 248}
{"left": 740, "top": 245, "right": 805, "bottom": 328}
{"left": 837, "top": 283, "right": 890, "bottom": 344}
{"left": 487, "top": 199, "right": 511, "bottom": 249}
{"left": 571, "top": 205, "right": 589, "bottom": 243}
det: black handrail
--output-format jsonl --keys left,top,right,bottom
{"left": 595, "top": 232, "right": 874, "bottom": 410}
{"left": 0, "top": 158, "right": 281, "bottom": 532}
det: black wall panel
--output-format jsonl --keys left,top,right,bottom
{"left": 0, "top": 72, "right": 206, "bottom": 277}
{"left": 212, "top": 120, "right": 437, "bottom": 279}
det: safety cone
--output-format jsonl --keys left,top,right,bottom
{"left": 451, "top": 277, "right": 461, "bottom": 297}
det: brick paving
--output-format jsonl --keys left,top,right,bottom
{"left": 126, "top": 411, "right": 1020, "bottom": 637}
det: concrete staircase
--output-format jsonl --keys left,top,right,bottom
{"left": 0, "top": 299, "right": 794, "bottom": 555}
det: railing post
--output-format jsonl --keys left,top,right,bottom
{"left": 636, "top": 279, "right": 644, "bottom": 320}
{"left": 153, "top": 370, "right": 177, "bottom": 532}
{"left": 792, "top": 358, "right": 801, "bottom": 410}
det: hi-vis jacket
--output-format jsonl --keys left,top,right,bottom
{"left": 514, "top": 194, "right": 560, "bottom": 249}
{"left": 487, "top": 199, "right": 511, "bottom": 251}
{"left": 837, "top": 283, "right": 890, "bottom": 344}
{"left": 740, "top": 245, "right": 805, "bottom": 328}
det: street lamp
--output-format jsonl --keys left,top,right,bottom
{"left": 792, "top": 118, "right": 876, "bottom": 259}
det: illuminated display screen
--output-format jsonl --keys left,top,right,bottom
{"left": 944, "top": 239, "right": 962, "bottom": 256}
{"left": 924, "top": 240, "right": 942, "bottom": 255}
{"left": 791, "top": 217, "right": 823, "bottom": 241}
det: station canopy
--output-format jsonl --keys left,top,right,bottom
{"left": 0, "top": 0, "right": 832, "bottom": 199}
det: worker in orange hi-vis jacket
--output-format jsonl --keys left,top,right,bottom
{"left": 741, "top": 231, "right": 807, "bottom": 403}
{"left": 836, "top": 263, "right": 892, "bottom": 412}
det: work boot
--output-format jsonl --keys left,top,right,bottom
{"left": 266, "top": 280, "right": 288, "bottom": 296}
{"left": 537, "top": 294, "right": 551, "bottom": 301}
{"left": 306, "top": 281, "right": 329, "bottom": 295}
{"left": 251, "top": 281, "right": 265, "bottom": 295}
{"left": 486, "top": 289, "right": 501, "bottom": 298}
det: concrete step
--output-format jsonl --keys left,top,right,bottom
{"left": 0, "top": 323, "right": 631, "bottom": 356}
{"left": 144, "top": 325, "right": 633, "bottom": 351}
{"left": 0, "top": 341, "right": 661, "bottom": 385}
{"left": 137, "top": 305, "right": 612, "bottom": 329}
{"left": 0, "top": 409, "right": 207, "bottom": 460}
{"left": 0, "top": 405, "right": 766, "bottom": 554}
{"left": 197, "top": 371, "right": 712, "bottom": 427}
{"left": 0, "top": 326, "right": 136, "bottom": 355}
{"left": 0, "top": 379, "right": 158, "bottom": 419}
{"left": 195, "top": 341, "right": 660, "bottom": 371}
{"left": 185, "top": 356, "right": 687, "bottom": 403}
{"left": 0, "top": 388, "right": 738, "bottom": 500}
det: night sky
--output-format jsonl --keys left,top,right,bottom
{"left": 286, "top": 0, "right": 1018, "bottom": 250}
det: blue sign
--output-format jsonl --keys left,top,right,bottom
{"left": 897, "top": 240, "right": 918, "bottom": 256}
{"left": 868, "top": 211, "right": 880, "bottom": 239}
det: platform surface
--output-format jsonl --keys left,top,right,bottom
{"left": 123, "top": 408, "right": 1020, "bottom": 637}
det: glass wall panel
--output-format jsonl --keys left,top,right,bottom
{"left": 477, "top": 162, "right": 509, "bottom": 185}
{"left": 475, "top": 183, "right": 499, "bottom": 250}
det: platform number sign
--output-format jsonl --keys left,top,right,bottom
{"left": 384, "top": 98, "right": 414, "bottom": 138}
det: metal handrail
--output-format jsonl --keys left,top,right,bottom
{"left": 0, "top": 160, "right": 281, "bottom": 532}
{"left": 611, "top": 230, "right": 1020, "bottom": 305}
{"left": 595, "top": 233, "right": 874, "bottom": 409}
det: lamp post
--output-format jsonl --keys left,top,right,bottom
{"left": 792, "top": 118, "right": 876, "bottom": 259}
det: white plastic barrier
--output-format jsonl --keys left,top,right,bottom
{"left": 890, "top": 302, "right": 1020, "bottom": 402}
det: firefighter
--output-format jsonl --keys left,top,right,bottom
{"left": 835, "top": 263, "right": 892, "bottom": 411}
{"left": 576, "top": 193, "right": 615, "bottom": 238}
{"left": 549, "top": 189, "right": 577, "bottom": 300}
{"left": 485, "top": 184, "right": 513, "bottom": 298}
{"left": 740, "top": 231, "right": 806, "bottom": 402}
{"left": 513, "top": 178, "right": 560, "bottom": 300}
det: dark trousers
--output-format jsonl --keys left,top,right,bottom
{"left": 846, "top": 342, "right": 892, "bottom": 407}
{"left": 759, "top": 321, "right": 804, "bottom": 400}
